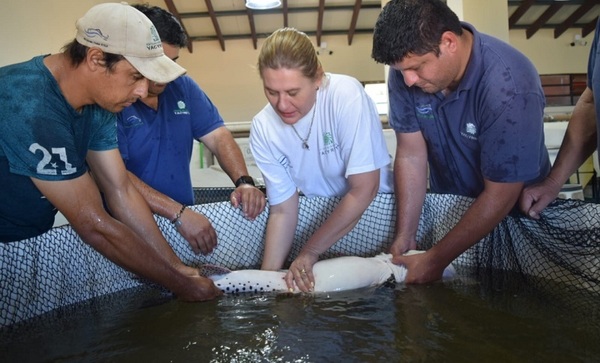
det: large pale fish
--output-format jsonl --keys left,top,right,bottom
{"left": 207, "top": 251, "right": 456, "bottom": 294}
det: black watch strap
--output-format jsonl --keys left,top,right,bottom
{"left": 235, "top": 175, "right": 255, "bottom": 187}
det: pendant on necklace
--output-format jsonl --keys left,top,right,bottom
{"left": 291, "top": 98, "right": 317, "bottom": 151}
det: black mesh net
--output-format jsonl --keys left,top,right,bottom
{"left": 1, "top": 188, "right": 599, "bottom": 329}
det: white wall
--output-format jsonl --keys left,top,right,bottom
{"left": 449, "top": 0, "right": 509, "bottom": 42}
{"left": 509, "top": 28, "right": 592, "bottom": 74}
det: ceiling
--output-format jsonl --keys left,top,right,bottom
{"left": 162, "top": 0, "right": 600, "bottom": 52}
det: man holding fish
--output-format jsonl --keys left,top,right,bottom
{"left": 0, "top": 3, "right": 222, "bottom": 301}
{"left": 371, "top": 0, "right": 550, "bottom": 284}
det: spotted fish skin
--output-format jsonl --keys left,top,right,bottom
{"left": 210, "top": 270, "right": 288, "bottom": 294}
{"left": 208, "top": 252, "right": 455, "bottom": 295}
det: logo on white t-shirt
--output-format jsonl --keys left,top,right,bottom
{"left": 278, "top": 155, "right": 291, "bottom": 169}
{"left": 321, "top": 131, "right": 339, "bottom": 155}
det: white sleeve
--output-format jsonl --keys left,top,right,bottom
{"left": 331, "top": 77, "right": 391, "bottom": 178}
{"left": 249, "top": 111, "right": 298, "bottom": 205}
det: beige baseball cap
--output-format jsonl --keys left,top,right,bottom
{"left": 75, "top": 2, "right": 185, "bottom": 84}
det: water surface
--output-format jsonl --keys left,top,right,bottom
{"left": 2, "top": 269, "right": 599, "bottom": 362}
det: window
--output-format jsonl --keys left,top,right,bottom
{"left": 363, "top": 82, "right": 388, "bottom": 115}
{"left": 540, "top": 74, "right": 586, "bottom": 106}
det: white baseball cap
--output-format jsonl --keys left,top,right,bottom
{"left": 75, "top": 2, "right": 185, "bottom": 83}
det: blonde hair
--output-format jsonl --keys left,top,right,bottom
{"left": 258, "top": 27, "right": 322, "bottom": 81}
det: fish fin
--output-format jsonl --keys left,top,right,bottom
{"left": 199, "top": 264, "right": 232, "bottom": 277}
{"left": 403, "top": 249, "right": 425, "bottom": 256}
{"left": 373, "top": 253, "right": 392, "bottom": 261}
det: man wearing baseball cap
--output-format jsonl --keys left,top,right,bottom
{"left": 0, "top": 3, "right": 222, "bottom": 301}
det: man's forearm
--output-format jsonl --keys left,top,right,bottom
{"left": 550, "top": 88, "right": 598, "bottom": 185}
{"left": 106, "top": 177, "right": 184, "bottom": 265}
{"left": 429, "top": 182, "right": 522, "bottom": 268}
{"left": 394, "top": 156, "right": 427, "bottom": 243}
{"left": 127, "top": 171, "right": 182, "bottom": 221}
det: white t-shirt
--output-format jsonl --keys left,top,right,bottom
{"left": 250, "top": 73, "right": 393, "bottom": 205}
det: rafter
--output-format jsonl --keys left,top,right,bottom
{"left": 204, "top": 0, "right": 225, "bottom": 51}
{"left": 163, "top": 0, "right": 193, "bottom": 53}
{"left": 246, "top": 8, "right": 258, "bottom": 49}
{"left": 582, "top": 16, "right": 598, "bottom": 38}
{"left": 554, "top": 0, "right": 596, "bottom": 38}
{"left": 347, "top": 0, "right": 362, "bottom": 45}
{"left": 525, "top": 3, "right": 562, "bottom": 39}
{"left": 508, "top": 0, "right": 535, "bottom": 28}
{"left": 316, "top": 0, "right": 325, "bottom": 47}
{"left": 283, "top": 0, "right": 289, "bottom": 27}
{"left": 187, "top": 29, "right": 375, "bottom": 43}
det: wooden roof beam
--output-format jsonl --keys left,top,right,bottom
{"left": 283, "top": 0, "right": 289, "bottom": 27}
{"left": 246, "top": 8, "right": 258, "bottom": 49}
{"left": 316, "top": 0, "right": 325, "bottom": 47}
{"left": 347, "top": 0, "right": 362, "bottom": 46}
{"left": 582, "top": 16, "right": 598, "bottom": 38}
{"left": 508, "top": 0, "right": 535, "bottom": 28}
{"left": 554, "top": 0, "right": 596, "bottom": 38}
{"left": 525, "top": 3, "right": 562, "bottom": 39}
{"left": 204, "top": 0, "right": 226, "bottom": 51}
{"left": 163, "top": 0, "right": 194, "bottom": 53}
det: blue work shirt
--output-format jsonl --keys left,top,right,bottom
{"left": 589, "top": 18, "right": 600, "bottom": 156}
{"left": 117, "top": 75, "right": 224, "bottom": 205}
{"left": 388, "top": 22, "right": 550, "bottom": 198}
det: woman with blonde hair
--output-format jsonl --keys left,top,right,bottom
{"left": 249, "top": 28, "right": 393, "bottom": 292}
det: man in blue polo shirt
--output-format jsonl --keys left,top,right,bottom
{"left": 372, "top": 0, "right": 550, "bottom": 283}
{"left": 118, "top": 5, "right": 266, "bottom": 255}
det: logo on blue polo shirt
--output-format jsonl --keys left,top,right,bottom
{"left": 415, "top": 104, "right": 434, "bottom": 119}
{"left": 461, "top": 122, "right": 478, "bottom": 140}
{"left": 174, "top": 100, "right": 190, "bottom": 115}
{"left": 123, "top": 115, "right": 143, "bottom": 128}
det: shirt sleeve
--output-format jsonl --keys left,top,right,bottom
{"left": 387, "top": 68, "right": 421, "bottom": 133}
{"left": 88, "top": 106, "right": 118, "bottom": 152}
{"left": 331, "top": 76, "right": 391, "bottom": 177}
{"left": 182, "top": 76, "right": 225, "bottom": 139}
{"left": 249, "top": 110, "right": 298, "bottom": 206}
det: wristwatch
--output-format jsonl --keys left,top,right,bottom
{"left": 235, "top": 175, "right": 255, "bottom": 187}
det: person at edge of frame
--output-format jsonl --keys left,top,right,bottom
{"left": 0, "top": 3, "right": 222, "bottom": 301}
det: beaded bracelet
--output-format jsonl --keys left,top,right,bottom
{"left": 171, "top": 204, "right": 187, "bottom": 228}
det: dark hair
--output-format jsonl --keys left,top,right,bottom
{"left": 62, "top": 39, "right": 124, "bottom": 70}
{"left": 371, "top": 0, "right": 463, "bottom": 65}
{"left": 132, "top": 3, "right": 187, "bottom": 48}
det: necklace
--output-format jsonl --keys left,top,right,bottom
{"left": 291, "top": 100, "right": 317, "bottom": 150}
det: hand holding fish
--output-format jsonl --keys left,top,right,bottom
{"left": 285, "top": 251, "right": 319, "bottom": 292}
{"left": 392, "top": 249, "right": 450, "bottom": 284}
{"left": 173, "top": 265, "right": 223, "bottom": 301}
{"left": 389, "top": 236, "right": 417, "bottom": 258}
